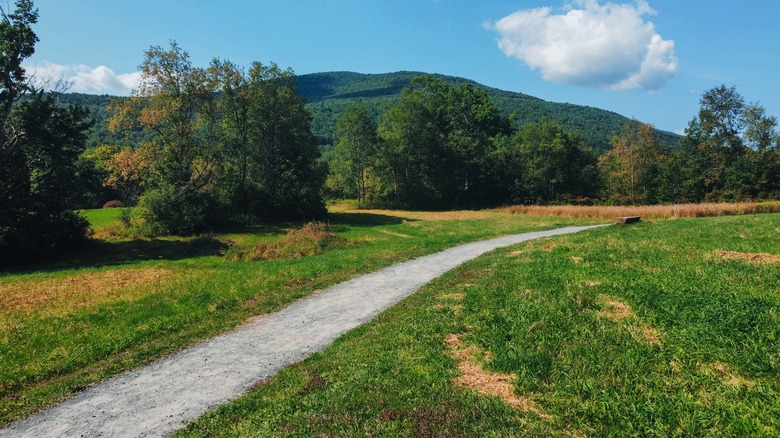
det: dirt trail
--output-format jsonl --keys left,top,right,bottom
{"left": 1, "top": 224, "right": 607, "bottom": 438}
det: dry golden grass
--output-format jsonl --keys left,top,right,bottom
{"left": 0, "top": 267, "right": 171, "bottom": 316}
{"left": 328, "top": 203, "right": 497, "bottom": 220}
{"left": 445, "top": 334, "right": 551, "bottom": 419}
{"left": 715, "top": 250, "right": 780, "bottom": 264}
{"left": 500, "top": 201, "right": 780, "bottom": 220}
{"left": 222, "top": 222, "right": 346, "bottom": 261}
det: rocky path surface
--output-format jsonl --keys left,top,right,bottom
{"left": 1, "top": 225, "right": 607, "bottom": 438}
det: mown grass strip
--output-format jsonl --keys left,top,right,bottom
{"left": 0, "top": 207, "right": 596, "bottom": 426}
{"left": 178, "top": 213, "right": 780, "bottom": 437}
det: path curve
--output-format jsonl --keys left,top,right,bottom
{"left": 2, "top": 224, "right": 607, "bottom": 438}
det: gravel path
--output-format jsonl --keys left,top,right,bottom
{"left": 2, "top": 224, "right": 607, "bottom": 438}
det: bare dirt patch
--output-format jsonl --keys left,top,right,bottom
{"left": 0, "top": 267, "right": 171, "bottom": 315}
{"left": 597, "top": 295, "right": 634, "bottom": 320}
{"left": 702, "top": 362, "right": 754, "bottom": 388}
{"left": 445, "top": 334, "right": 550, "bottom": 419}
{"left": 715, "top": 249, "right": 780, "bottom": 264}
{"left": 596, "top": 295, "right": 662, "bottom": 346}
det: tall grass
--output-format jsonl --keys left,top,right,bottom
{"left": 500, "top": 201, "right": 780, "bottom": 220}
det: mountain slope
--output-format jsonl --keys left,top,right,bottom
{"left": 297, "top": 71, "right": 679, "bottom": 154}
{"left": 57, "top": 71, "right": 679, "bottom": 154}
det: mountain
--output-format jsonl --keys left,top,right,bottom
{"left": 57, "top": 71, "right": 679, "bottom": 155}
{"left": 297, "top": 71, "right": 680, "bottom": 154}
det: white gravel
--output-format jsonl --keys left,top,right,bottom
{"left": 1, "top": 224, "right": 607, "bottom": 438}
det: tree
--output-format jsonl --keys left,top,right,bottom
{"left": 213, "top": 60, "right": 326, "bottom": 219}
{"left": 598, "top": 120, "right": 666, "bottom": 204}
{"left": 376, "top": 76, "right": 512, "bottom": 208}
{"left": 512, "top": 119, "right": 599, "bottom": 204}
{"left": 331, "top": 105, "right": 379, "bottom": 203}
{"left": 110, "top": 42, "right": 220, "bottom": 234}
{"left": 0, "top": 0, "right": 92, "bottom": 265}
{"left": 670, "top": 85, "right": 780, "bottom": 202}
{"left": 0, "top": 0, "right": 37, "bottom": 146}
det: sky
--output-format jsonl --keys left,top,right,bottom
{"left": 19, "top": 0, "right": 780, "bottom": 134}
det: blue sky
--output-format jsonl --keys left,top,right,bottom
{"left": 22, "top": 0, "right": 780, "bottom": 134}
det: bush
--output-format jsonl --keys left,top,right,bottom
{"left": 136, "top": 185, "right": 222, "bottom": 236}
{"left": 0, "top": 211, "right": 90, "bottom": 266}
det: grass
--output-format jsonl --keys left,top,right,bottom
{"left": 0, "top": 205, "right": 598, "bottom": 426}
{"left": 177, "top": 213, "right": 780, "bottom": 437}
{"left": 500, "top": 200, "right": 780, "bottom": 220}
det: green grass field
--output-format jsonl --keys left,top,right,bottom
{"left": 0, "top": 206, "right": 596, "bottom": 425}
{"left": 176, "top": 213, "right": 780, "bottom": 437}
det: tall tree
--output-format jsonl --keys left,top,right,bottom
{"left": 331, "top": 105, "right": 379, "bottom": 203}
{"left": 110, "top": 42, "right": 220, "bottom": 234}
{"left": 214, "top": 60, "right": 325, "bottom": 219}
{"left": 598, "top": 120, "right": 666, "bottom": 204}
{"left": 376, "top": 76, "right": 511, "bottom": 208}
{"left": 0, "top": 0, "right": 92, "bottom": 264}
{"left": 0, "top": 0, "right": 37, "bottom": 146}
{"left": 670, "top": 85, "right": 780, "bottom": 202}
{"left": 512, "top": 119, "right": 599, "bottom": 204}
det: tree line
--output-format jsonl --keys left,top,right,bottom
{"left": 2, "top": 0, "right": 779, "bottom": 265}
{"left": 328, "top": 80, "right": 780, "bottom": 208}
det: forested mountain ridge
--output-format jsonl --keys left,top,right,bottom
{"left": 297, "top": 71, "right": 680, "bottom": 154}
{"left": 57, "top": 71, "right": 678, "bottom": 154}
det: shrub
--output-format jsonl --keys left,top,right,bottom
{"left": 0, "top": 211, "right": 90, "bottom": 266}
{"left": 136, "top": 186, "right": 222, "bottom": 236}
{"left": 223, "top": 222, "right": 346, "bottom": 261}
{"left": 102, "top": 200, "right": 126, "bottom": 208}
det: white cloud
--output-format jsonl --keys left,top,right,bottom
{"left": 489, "top": 0, "right": 678, "bottom": 91}
{"left": 24, "top": 62, "right": 140, "bottom": 95}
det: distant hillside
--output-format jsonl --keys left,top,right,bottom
{"left": 297, "top": 71, "right": 680, "bottom": 154}
{"left": 57, "top": 71, "right": 679, "bottom": 154}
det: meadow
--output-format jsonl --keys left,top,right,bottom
{"left": 176, "top": 212, "right": 780, "bottom": 437}
{"left": 0, "top": 205, "right": 597, "bottom": 425}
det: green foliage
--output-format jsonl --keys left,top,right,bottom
{"left": 598, "top": 120, "right": 666, "bottom": 204}
{"left": 0, "top": 1, "right": 93, "bottom": 264}
{"left": 657, "top": 85, "right": 780, "bottom": 203}
{"left": 509, "top": 119, "right": 600, "bottom": 204}
{"left": 375, "top": 76, "right": 514, "bottom": 209}
{"left": 329, "top": 105, "right": 379, "bottom": 203}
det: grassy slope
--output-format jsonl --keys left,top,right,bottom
{"left": 178, "top": 214, "right": 780, "bottom": 437}
{"left": 0, "top": 207, "right": 596, "bottom": 425}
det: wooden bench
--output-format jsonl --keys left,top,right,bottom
{"left": 615, "top": 216, "right": 641, "bottom": 225}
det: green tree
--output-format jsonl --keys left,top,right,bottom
{"left": 214, "top": 60, "right": 325, "bottom": 219}
{"left": 110, "top": 42, "right": 220, "bottom": 234}
{"left": 512, "top": 119, "right": 599, "bottom": 204}
{"left": 376, "top": 76, "right": 511, "bottom": 208}
{"left": 331, "top": 105, "right": 379, "bottom": 203}
{"left": 669, "top": 85, "right": 780, "bottom": 202}
{"left": 0, "top": 0, "right": 92, "bottom": 265}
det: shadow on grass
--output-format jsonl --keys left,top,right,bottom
{"left": 2, "top": 236, "right": 228, "bottom": 275}
{"left": 1, "top": 211, "right": 412, "bottom": 275}
{"left": 326, "top": 212, "right": 411, "bottom": 230}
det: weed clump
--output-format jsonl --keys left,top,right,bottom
{"left": 223, "top": 222, "right": 346, "bottom": 261}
